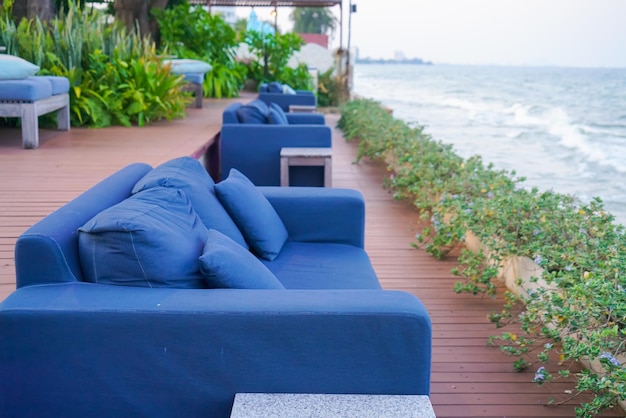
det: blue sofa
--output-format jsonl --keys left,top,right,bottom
{"left": 258, "top": 81, "right": 317, "bottom": 112}
{"left": 220, "top": 100, "right": 330, "bottom": 186}
{"left": 0, "top": 157, "right": 432, "bottom": 418}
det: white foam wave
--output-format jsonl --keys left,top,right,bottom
{"left": 508, "top": 104, "right": 626, "bottom": 174}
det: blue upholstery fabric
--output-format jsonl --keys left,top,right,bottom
{"left": 0, "top": 77, "right": 52, "bottom": 101}
{"left": 200, "top": 229, "right": 284, "bottom": 289}
{"left": 0, "top": 55, "right": 39, "bottom": 80}
{"left": 215, "top": 169, "right": 288, "bottom": 260}
{"left": 236, "top": 99, "right": 270, "bottom": 124}
{"left": 268, "top": 102, "right": 289, "bottom": 125}
{"left": 268, "top": 81, "right": 283, "bottom": 93}
{"left": 40, "top": 75, "right": 70, "bottom": 95}
{"left": 1, "top": 284, "right": 432, "bottom": 418}
{"left": 221, "top": 103, "right": 331, "bottom": 186}
{"left": 132, "top": 156, "right": 248, "bottom": 249}
{"left": 264, "top": 242, "right": 381, "bottom": 289}
{"left": 78, "top": 187, "right": 209, "bottom": 288}
{"left": 261, "top": 187, "right": 366, "bottom": 248}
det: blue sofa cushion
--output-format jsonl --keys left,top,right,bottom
{"left": 263, "top": 242, "right": 381, "bottom": 289}
{"left": 132, "top": 157, "right": 248, "bottom": 249}
{"left": 215, "top": 169, "right": 288, "bottom": 261}
{"left": 236, "top": 99, "right": 270, "bottom": 124}
{"left": 267, "top": 102, "right": 289, "bottom": 125}
{"left": 199, "top": 229, "right": 284, "bottom": 289}
{"left": 0, "top": 77, "right": 52, "bottom": 101}
{"left": 267, "top": 81, "right": 283, "bottom": 93}
{"left": 0, "top": 55, "right": 40, "bottom": 80}
{"left": 78, "top": 187, "right": 209, "bottom": 289}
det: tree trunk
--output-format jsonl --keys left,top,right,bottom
{"left": 114, "top": 0, "right": 168, "bottom": 40}
{"left": 12, "top": 0, "right": 56, "bottom": 22}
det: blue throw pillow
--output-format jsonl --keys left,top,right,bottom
{"left": 215, "top": 169, "right": 288, "bottom": 261}
{"left": 132, "top": 157, "right": 248, "bottom": 249}
{"left": 199, "top": 229, "right": 284, "bottom": 289}
{"left": 0, "top": 55, "right": 40, "bottom": 80}
{"left": 236, "top": 99, "right": 270, "bottom": 124}
{"left": 78, "top": 187, "right": 209, "bottom": 289}
{"left": 267, "top": 103, "right": 289, "bottom": 125}
{"left": 268, "top": 81, "right": 283, "bottom": 93}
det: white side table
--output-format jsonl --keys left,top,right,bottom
{"left": 280, "top": 147, "right": 332, "bottom": 187}
{"left": 230, "top": 393, "right": 436, "bottom": 418}
{"left": 289, "top": 104, "right": 317, "bottom": 113}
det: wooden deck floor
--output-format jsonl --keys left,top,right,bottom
{"left": 0, "top": 96, "right": 623, "bottom": 417}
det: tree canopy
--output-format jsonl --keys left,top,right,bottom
{"left": 290, "top": 7, "right": 336, "bottom": 36}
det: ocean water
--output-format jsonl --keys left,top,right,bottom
{"left": 353, "top": 64, "right": 626, "bottom": 225}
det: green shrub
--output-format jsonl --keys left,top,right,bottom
{"left": 338, "top": 98, "right": 626, "bottom": 417}
{"left": 0, "top": 1, "right": 189, "bottom": 128}
{"left": 154, "top": 1, "right": 243, "bottom": 98}
{"left": 244, "top": 30, "right": 312, "bottom": 90}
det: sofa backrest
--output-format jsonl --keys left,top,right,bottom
{"left": 14, "top": 163, "right": 153, "bottom": 288}
{"left": 222, "top": 103, "right": 242, "bottom": 124}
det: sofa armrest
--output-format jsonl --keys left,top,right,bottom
{"left": 0, "top": 283, "right": 431, "bottom": 418}
{"left": 260, "top": 187, "right": 365, "bottom": 248}
{"left": 286, "top": 112, "right": 325, "bottom": 125}
{"left": 220, "top": 124, "right": 331, "bottom": 186}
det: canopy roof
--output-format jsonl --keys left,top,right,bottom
{"left": 190, "top": 0, "right": 342, "bottom": 7}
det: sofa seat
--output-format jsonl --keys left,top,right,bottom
{"left": 264, "top": 242, "right": 381, "bottom": 290}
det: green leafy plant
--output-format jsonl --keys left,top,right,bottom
{"left": 338, "top": 98, "right": 626, "bottom": 417}
{"left": 154, "top": 1, "right": 242, "bottom": 98}
{"left": 0, "top": 1, "right": 189, "bottom": 128}
{"left": 244, "top": 30, "right": 311, "bottom": 90}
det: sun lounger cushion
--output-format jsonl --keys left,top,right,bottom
{"left": 0, "top": 77, "right": 52, "bottom": 101}
{"left": 132, "top": 157, "right": 248, "bottom": 249}
{"left": 0, "top": 55, "right": 40, "bottom": 80}
{"left": 43, "top": 75, "right": 70, "bottom": 94}
{"left": 183, "top": 73, "right": 204, "bottom": 85}
{"left": 216, "top": 169, "right": 288, "bottom": 261}
{"left": 199, "top": 229, "right": 284, "bottom": 289}
{"left": 164, "top": 59, "right": 212, "bottom": 75}
{"left": 78, "top": 187, "right": 209, "bottom": 289}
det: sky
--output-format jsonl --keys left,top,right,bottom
{"left": 240, "top": 0, "right": 626, "bottom": 68}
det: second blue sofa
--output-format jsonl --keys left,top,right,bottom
{"left": 258, "top": 81, "right": 317, "bottom": 112}
{"left": 220, "top": 99, "right": 330, "bottom": 186}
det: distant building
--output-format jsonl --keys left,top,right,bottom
{"left": 394, "top": 50, "right": 406, "bottom": 61}
{"left": 298, "top": 34, "right": 329, "bottom": 49}
{"left": 209, "top": 6, "right": 237, "bottom": 25}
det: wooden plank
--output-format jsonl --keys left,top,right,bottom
{"left": 0, "top": 100, "right": 622, "bottom": 417}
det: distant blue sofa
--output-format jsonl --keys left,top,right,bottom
{"left": 0, "top": 157, "right": 432, "bottom": 418}
{"left": 220, "top": 99, "right": 330, "bottom": 186}
{"left": 258, "top": 81, "right": 317, "bottom": 112}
